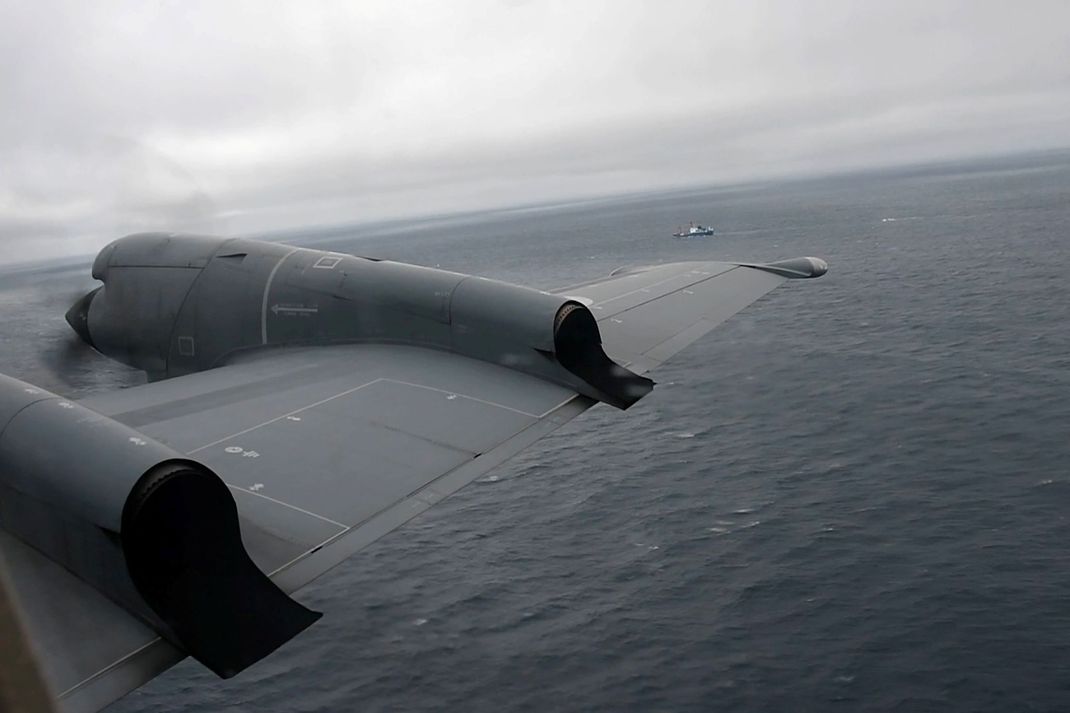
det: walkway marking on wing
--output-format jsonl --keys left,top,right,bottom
{"left": 261, "top": 393, "right": 585, "bottom": 575}
{"left": 261, "top": 247, "right": 302, "bottom": 344}
{"left": 227, "top": 484, "right": 348, "bottom": 530}
{"left": 383, "top": 378, "right": 543, "bottom": 419}
{"left": 386, "top": 379, "right": 577, "bottom": 419}
{"left": 264, "top": 392, "right": 588, "bottom": 583}
{"left": 184, "top": 376, "right": 577, "bottom": 536}
{"left": 187, "top": 376, "right": 567, "bottom": 455}
{"left": 188, "top": 378, "right": 385, "bottom": 454}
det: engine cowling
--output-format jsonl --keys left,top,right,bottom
{"left": 0, "top": 373, "right": 318, "bottom": 677}
{"left": 447, "top": 275, "right": 653, "bottom": 408}
{"left": 68, "top": 233, "right": 229, "bottom": 377}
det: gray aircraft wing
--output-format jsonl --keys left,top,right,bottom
{"left": 556, "top": 258, "right": 825, "bottom": 373}
{"left": 1, "top": 258, "right": 822, "bottom": 713}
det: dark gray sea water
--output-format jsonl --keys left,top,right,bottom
{"left": 3, "top": 152, "right": 1070, "bottom": 712}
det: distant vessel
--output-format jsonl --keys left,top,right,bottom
{"left": 673, "top": 222, "right": 715, "bottom": 238}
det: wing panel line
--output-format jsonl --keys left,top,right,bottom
{"left": 596, "top": 266, "right": 742, "bottom": 320}
{"left": 227, "top": 485, "right": 348, "bottom": 530}
{"left": 267, "top": 393, "right": 592, "bottom": 586}
{"left": 537, "top": 394, "right": 579, "bottom": 419}
{"left": 382, "top": 378, "right": 542, "bottom": 419}
{"left": 59, "top": 639, "right": 161, "bottom": 700}
{"left": 187, "top": 376, "right": 565, "bottom": 457}
{"left": 187, "top": 378, "right": 385, "bottom": 454}
{"left": 56, "top": 382, "right": 589, "bottom": 706}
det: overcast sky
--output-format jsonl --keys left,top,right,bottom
{"left": 2, "top": 0, "right": 1069, "bottom": 263}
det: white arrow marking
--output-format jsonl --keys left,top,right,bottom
{"left": 250, "top": 483, "right": 265, "bottom": 491}
{"left": 128, "top": 437, "right": 147, "bottom": 446}
{"left": 271, "top": 304, "right": 319, "bottom": 316}
{"left": 58, "top": 402, "right": 73, "bottom": 409}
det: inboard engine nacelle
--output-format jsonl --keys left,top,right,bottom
{"left": 0, "top": 373, "right": 317, "bottom": 678}
{"left": 68, "top": 233, "right": 652, "bottom": 408}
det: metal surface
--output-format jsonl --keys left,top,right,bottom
{"left": 0, "top": 234, "right": 826, "bottom": 712}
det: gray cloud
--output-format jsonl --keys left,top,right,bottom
{"left": 2, "top": 0, "right": 1069, "bottom": 263}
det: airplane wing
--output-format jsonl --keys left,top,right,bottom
{"left": 555, "top": 258, "right": 826, "bottom": 373}
{"left": 0, "top": 257, "right": 823, "bottom": 713}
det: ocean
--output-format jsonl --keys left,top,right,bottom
{"left": 2, "top": 151, "right": 1070, "bottom": 712}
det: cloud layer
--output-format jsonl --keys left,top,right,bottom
{"left": 3, "top": 0, "right": 1069, "bottom": 262}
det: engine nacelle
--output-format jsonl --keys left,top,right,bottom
{"left": 0, "top": 373, "right": 318, "bottom": 677}
{"left": 69, "top": 233, "right": 652, "bottom": 408}
{"left": 448, "top": 276, "right": 653, "bottom": 408}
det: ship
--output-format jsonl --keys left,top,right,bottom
{"left": 673, "top": 222, "right": 715, "bottom": 238}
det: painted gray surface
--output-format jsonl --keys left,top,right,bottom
{"left": 590, "top": 266, "right": 784, "bottom": 369}
{"left": 0, "top": 235, "right": 824, "bottom": 713}
{"left": 79, "top": 233, "right": 817, "bottom": 403}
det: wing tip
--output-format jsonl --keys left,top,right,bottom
{"left": 741, "top": 257, "right": 828, "bottom": 279}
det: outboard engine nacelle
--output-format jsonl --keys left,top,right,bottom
{"left": 67, "top": 234, "right": 229, "bottom": 377}
{"left": 69, "top": 234, "right": 652, "bottom": 408}
{"left": 0, "top": 373, "right": 318, "bottom": 677}
{"left": 448, "top": 276, "right": 653, "bottom": 408}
